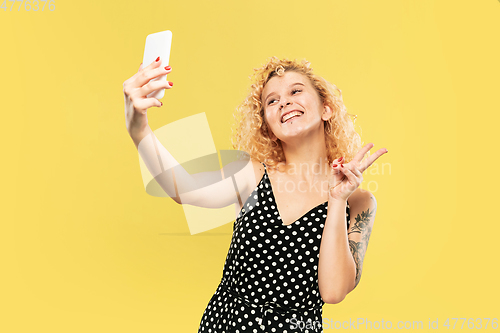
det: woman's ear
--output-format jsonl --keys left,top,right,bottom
{"left": 321, "top": 105, "right": 333, "bottom": 121}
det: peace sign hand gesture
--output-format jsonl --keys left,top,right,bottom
{"left": 328, "top": 143, "right": 388, "bottom": 202}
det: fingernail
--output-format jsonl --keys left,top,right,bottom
{"left": 165, "top": 65, "right": 171, "bottom": 70}
{"left": 168, "top": 81, "right": 173, "bottom": 87}
{"left": 338, "top": 157, "right": 344, "bottom": 163}
{"left": 332, "top": 164, "right": 338, "bottom": 168}
{"left": 160, "top": 102, "right": 163, "bottom": 106}
{"left": 156, "top": 56, "right": 160, "bottom": 62}
{"left": 341, "top": 164, "right": 344, "bottom": 168}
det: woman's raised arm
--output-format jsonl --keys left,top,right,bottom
{"left": 123, "top": 59, "right": 255, "bottom": 208}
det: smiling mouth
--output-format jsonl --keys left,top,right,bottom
{"left": 281, "top": 111, "right": 304, "bottom": 123}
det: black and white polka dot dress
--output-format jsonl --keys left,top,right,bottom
{"left": 198, "top": 163, "right": 350, "bottom": 333}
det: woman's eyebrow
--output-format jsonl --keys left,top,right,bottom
{"left": 263, "top": 82, "right": 305, "bottom": 104}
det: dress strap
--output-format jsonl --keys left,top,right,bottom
{"left": 346, "top": 200, "right": 351, "bottom": 228}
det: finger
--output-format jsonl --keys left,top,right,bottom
{"left": 133, "top": 57, "right": 169, "bottom": 88}
{"left": 352, "top": 143, "right": 375, "bottom": 165}
{"left": 346, "top": 163, "right": 363, "bottom": 177}
{"left": 136, "top": 67, "right": 172, "bottom": 94}
{"left": 329, "top": 158, "right": 345, "bottom": 176}
{"left": 134, "top": 78, "right": 173, "bottom": 99}
{"left": 329, "top": 166, "right": 346, "bottom": 189}
{"left": 330, "top": 162, "right": 344, "bottom": 176}
{"left": 126, "top": 60, "right": 160, "bottom": 87}
{"left": 330, "top": 163, "right": 345, "bottom": 183}
{"left": 329, "top": 163, "right": 345, "bottom": 185}
{"left": 135, "top": 97, "right": 163, "bottom": 114}
{"left": 123, "top": 62, "right": 145, "bottom": 87}
{"left": 341, "top": 164, "right": 362, "bottom": 188}
{"left": 360, "top": 147, "right": 388, "bottom": 173}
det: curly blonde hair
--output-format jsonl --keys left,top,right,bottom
{"left": 230, "top": 56, "right": 363, "bottom": 169}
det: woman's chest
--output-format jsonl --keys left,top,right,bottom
{"left": 267, "top": 173, "right": 330, "bottom": 226}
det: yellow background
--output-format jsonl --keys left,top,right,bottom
{"left": 2, "top": 0, "right": 500, "bottom": 331}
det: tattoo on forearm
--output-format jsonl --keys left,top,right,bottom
{"left": 348, "top": 198, "right": 376, "bottom": 288}
{"left": 348, "top": 240, "right": 364, "bottom": 288}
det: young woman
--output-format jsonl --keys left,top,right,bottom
{"left": 123, "top": 56, "right": 388, "bottom": 332}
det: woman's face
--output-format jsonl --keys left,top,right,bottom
{"left": 261, "top": 71, "right": 331, "bottom": 143}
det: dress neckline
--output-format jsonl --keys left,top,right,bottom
{"left": 263, "top": 165, "right": 328, "bottom": 227}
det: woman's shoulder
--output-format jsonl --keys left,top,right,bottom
{"left": 225, "top": 158, "right": 266, "bottom": 196}
{"left": 229, "top": 159, "right": 266, "bottom": 210}
{"left": 249, "top": 159, "right": 266, "bottom": 185}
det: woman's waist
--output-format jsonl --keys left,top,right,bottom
{"left": 216, "top": 282, "right": 323, "bottom": 313}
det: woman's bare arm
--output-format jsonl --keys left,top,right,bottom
{"left": 131, "top": 125, "right": 256, "bottom": 208}
{"left": 318, "top": 189, "right": 376, "bottom": 304}
{"left": 124, "top": 59, "right": 256, "bottom": 209}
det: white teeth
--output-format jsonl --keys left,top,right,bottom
{"left": 281, "top": 111, "right": 303, "bottom": 123}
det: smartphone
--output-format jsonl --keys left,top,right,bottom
{"left": 142, "top": 30, "right": 172, "bottom": 100}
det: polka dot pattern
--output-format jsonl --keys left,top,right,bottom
{"left": 198, "top": 163, "right": 350, "bottom": 332}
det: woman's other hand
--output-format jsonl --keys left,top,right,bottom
{"left": 123, "top": 57, "right": 173, "bottom": 138}
{"left": 328, "top": 143, "right": 388, "bottom": 202}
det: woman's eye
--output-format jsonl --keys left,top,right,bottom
{"left": 267, "top": 90, "right": 300, "bottom": 105}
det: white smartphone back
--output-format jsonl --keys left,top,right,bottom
{"left": 142, "top": 30, "right": 172, "bottom": 100}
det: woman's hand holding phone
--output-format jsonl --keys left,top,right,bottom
{"left": 122, "top": 58, "right": 173, "bottom": 140}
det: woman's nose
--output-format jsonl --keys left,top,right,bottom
{"left": 279, "top": 101, "right": 293, "bottom": 109}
